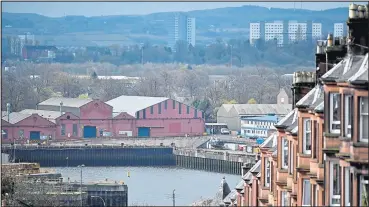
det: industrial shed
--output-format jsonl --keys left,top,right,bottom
{"left": 217, "top": 104, "right": 292, "bottom": 131}
{"left": 106, "top": 95, "right": 205, "bottom": 137}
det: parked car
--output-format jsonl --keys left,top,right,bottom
{"left": 220, "top": 128, "right": 230, "bottom": 135}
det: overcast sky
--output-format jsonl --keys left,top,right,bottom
{"left": 2, "top": 2, "right": 351, "bottom": 17}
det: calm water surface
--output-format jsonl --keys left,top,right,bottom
{"left": 50, "top": 166, "right": 240, "bottom": 206}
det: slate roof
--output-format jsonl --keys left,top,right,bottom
{"left": 296, "top": 84, "right": 324, "bottom": 109}
{"left": 232, "top": 104, "right": 292, "bottom": 115}
{"left": 322, "top": 53, "right": 368, "bottom": 84}
{"left": 106, "top": 95, "right": 169, "bottom": 116}
{"left": 223, "top": 189, "right": 237, "bottom": 204}
{"left": 19, "top": 109, "right": 62, "bottom": 123}
{"left": 235, "top": 180, "right": 245, "bottom": 190}
{"left": 275, "top": 108, "right": 298, "bottom": 130}
{"left": 314, "top": 101, "right": 324, "bottom": 113}
{"left": 38, "top": 97, "right": 93, "bottom": 108}
{"left": 260, "top": 133, "right": 277, "bottom": 148}
{"left": 2, "top": 112, "right": 32, "bottom": 124}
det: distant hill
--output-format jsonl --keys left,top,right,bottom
{"left": 2, "top": 5, "right": 348, "bottom": 46}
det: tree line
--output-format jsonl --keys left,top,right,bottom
{"left": 40, "top": 38, "right": 316, "bottom": 68}
{"left": 2, "top": 61, "right": 295, "bottom": 121}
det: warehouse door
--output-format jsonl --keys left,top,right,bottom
{"left": 138, "top": 127, "right": 150, "bottom": 137}
{"left": 30, "top": 131, "right": 41, "bottom": 140}
{"left": 83, "top": 126, "right": 97, "bottom": 138}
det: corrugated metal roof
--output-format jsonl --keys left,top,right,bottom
{"left": 220, "top": 104, "right": 235, "bottom": 112}
{"left": 38, "top": 97, "right": 93, "bottom": 108}
{"left": 2, "top": 112, "right": 32, "bottom": 124}
{"left": 18, "top": 109, "right": 61, "bottom": 123}
{"left": 106, "top": 95, "right": 169, "bottom": 116}
{"left": 242, "top": 115, "right": 279, "bottom": 122}
{"left": 233, "top": 104, "right": 292, "bottom": 115}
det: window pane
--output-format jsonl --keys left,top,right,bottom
{"left": 333, "top": 164, "right": 340, "bottom": 195}
{"left": 361, "top": 97, "right": 368, "bottom": 114}
{"left": 303, "top": 179, "right": 311, "bottom": 205}
{"left": 331, "top": 93, "right": 341, "bottom": 132}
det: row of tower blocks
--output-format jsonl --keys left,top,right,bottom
{"left": 249, "top": 21, "right": 347, "bottom": 46}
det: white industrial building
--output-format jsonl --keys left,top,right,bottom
{"left": 249, "top": 21, "right": 322, "bottom": 46}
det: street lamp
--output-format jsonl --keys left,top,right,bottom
{"left": 78, "top": 164, "right": 85, "bottom": 207}
{"left": 91, "top": 196, "right": 106, "bottom": 207}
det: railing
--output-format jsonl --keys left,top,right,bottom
{"left": 1, "top": 144, "right": 173, "bottom": 151}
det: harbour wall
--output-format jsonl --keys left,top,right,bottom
{"left": 2, "top": 146, "right": 255, "bottom": 175}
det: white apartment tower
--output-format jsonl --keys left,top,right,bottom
{"left": 168, "top": 13, "right": 196, "bottom": 52}
{"left": 250, "top": 21, "right": 322, "bottom": 46}
{"left": 334, "top": 23, "right": 346, "bottom": 38}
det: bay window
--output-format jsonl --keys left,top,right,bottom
{"left": 302, "top": 179, "right": 311, "bottom": 206}
{"left": 344, "top": 95, "right": 353, "bottom": 138}
{"left": 330, "top": 161, "right": 341, "bottom": 206}
{"left": 360, "top": 96, "right": 368, "bottom": 142}
{"left": 360, "top": 175, "right": 369, "bottom": 206}
{"left": 303, "top": 118, "right": 312, "bottom": 154}
{"left": 282, "top": 137, "right": 288, "bottom": 169}
{"left": 264, "top": 157, "right": 270, "bottom": 187}
{"left": 314, "top": 184, "right": 318, "bottom": 207}
{"left": 330, "top": 93, "right": 341, "bottom": 134}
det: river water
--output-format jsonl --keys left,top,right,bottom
{"left": 50, "top": 167, "right": 240, "bottom": 206}
{"left": 2, "top": 154, "right": 240, "bottom": 206}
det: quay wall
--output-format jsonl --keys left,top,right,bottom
{"left": 3, "top": 146, "right": 256, "bottom": 175}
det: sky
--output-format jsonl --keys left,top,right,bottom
{"left": 2, "top": 2, "right": 352, "bottom": 17}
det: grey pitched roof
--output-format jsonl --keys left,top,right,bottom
{"left": 242, "top": 171, "right": 253, "bottom": 181}
{"left": 275, "top": 108, "right": 298, "bottom": 129}
{"left": 2, "top": 112, "right": 32, "bottom": 124}
{"left": 322, "top": 53, "right": 368, "bottom": 84}
{"left": 314, "top": 101, "right": 324, "bottom": 112}
{"left": 251, "top": 160, "right": 261, "bottom": 173}
{"left": 260, "top": 133, "right": 277, "bottom": 148}
{"left": 106, "top": 95, "right": 169, "bottom": 116}
{"left": 38, "top": 97, "right": 93, "bottom": 108}
{"left": 224, "top": 104, "right": 292, "bottom": 115}
{"left": 235, "top": 180, "right": 245, "bottom": 190}
{"left": 223, "top": 189, "right": 237, "bottom": 204}
{"left": 296, "top": 85, "right": 324, "bottom": 109}
{"left": 19, "top": 109, "right": 62, "bottom": 123}
{"left": 2, "top": 111, "right": 7, "bottom": 117}
{"left": 291, "top": 125, "right": 299, "bottom": 134}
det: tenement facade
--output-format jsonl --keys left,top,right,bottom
{"left": 227, "top": 3, "right": 369, "bottom": 207}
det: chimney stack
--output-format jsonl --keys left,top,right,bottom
{"left": 291, "top": 72, "right": 316, "bottom": 109}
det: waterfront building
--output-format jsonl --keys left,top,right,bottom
{"left": 240, "top": 115, "right": 278, "bottom": 139}
{"left": 250, "top": 21, "right": 322, "bottom": 46}
{"left": 217, "top": 104, "right": 291, "bottom": 132}
{"left": 168, "top": 13, "right": 196, "bottom": 52}
{"left": 1, "top": 96, "right": 204, "bottom": 142}
{"left": 227, "top": 3, "right": 369, "bottom": 207}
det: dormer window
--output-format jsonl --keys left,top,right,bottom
{"left": 329, "top": 93, "right": 341, "bottom": 134}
